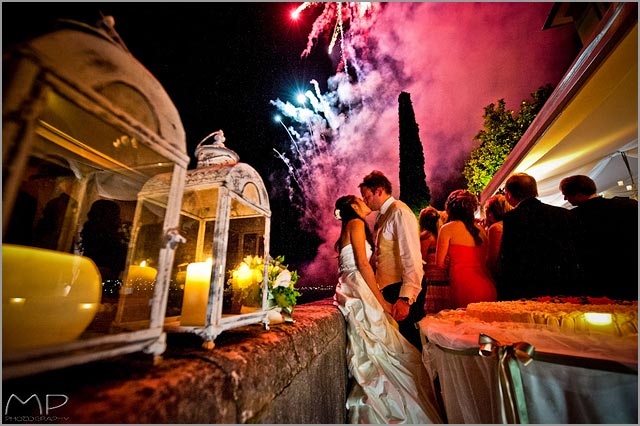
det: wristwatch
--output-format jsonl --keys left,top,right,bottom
{"left": 398, "top": 296, "right": 413, "bottom": 305}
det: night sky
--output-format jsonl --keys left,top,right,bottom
{"left": 2, "top": 3, "right": 332, "bottom": 165}
{"left": 2, "top": 2, "right": 581, "bottom": 287}
{"left": 2, "top": 2, "right": 334, "bottom": 273}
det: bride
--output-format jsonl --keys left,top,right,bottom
{"left": 332, "top": 195, "right": 443, "bottom": 424}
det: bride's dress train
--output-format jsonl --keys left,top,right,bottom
{"left": 334, "top": 244, "right": 443, "bottom": 424}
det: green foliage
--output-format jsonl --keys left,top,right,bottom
{"left": 266, "top": 255, "right": 301, "bottom": 312}
{"left": 225, "top": 254, "right": 300, "bottom": 311}
{"left": 463, "top": 84, "right": 553, "bottom": 195}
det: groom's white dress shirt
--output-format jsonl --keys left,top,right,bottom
{"left": 374, "top": 196, "right": 424, "bottom": 303}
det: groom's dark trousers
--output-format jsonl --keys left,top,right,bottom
{"left": 381, "top": 279, "right": 426, "bottom": 350}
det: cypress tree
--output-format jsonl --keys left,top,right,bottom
{"left": 398, "top": 91, "right": 431, "bottom": 213}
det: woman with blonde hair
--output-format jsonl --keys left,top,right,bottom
{"left": 436, "top": 190, "right": 497, "bottom": 308}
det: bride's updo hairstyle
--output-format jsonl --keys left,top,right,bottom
{"left": 334, "top": 195, "right": 375, "bottom": 252}
{"left": 335, "top": 195, "right": 360, "bottom": 223}
{"left": 445, "top": 189, "right": 483, "bottom": 246}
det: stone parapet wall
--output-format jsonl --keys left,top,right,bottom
{"left": 3, "top": 299, "right": 347, "bottom": 424}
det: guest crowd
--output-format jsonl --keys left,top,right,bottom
{"left": 421, "top": 172, "right": 638, "bottom": 308}
{"left": 331, "top": 170, "right": 637, "bottom": 424}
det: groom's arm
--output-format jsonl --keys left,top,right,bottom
{"left": 394, "top": 208, "right": 424, "bottom": 303}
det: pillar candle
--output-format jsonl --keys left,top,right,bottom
{"left": 2, "top": 244, "right": 101, "bottom": 351}
{"left": 181, "top": 259, "right": 213, "bottom": 326}
{"left": 124, "top": 261, "right": 158, "bottom": 292}
{"left": 233, "top": 263, "right": 254, "bottom": 289}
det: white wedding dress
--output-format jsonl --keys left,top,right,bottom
{"left": 334, "top": 243, "right": 443, "bottom": 424}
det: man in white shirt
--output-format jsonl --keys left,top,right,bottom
{"left": 359, "top": 170, "right": 425, "bottom": 349}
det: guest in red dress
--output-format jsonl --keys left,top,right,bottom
{"left": 436, "top": 190, "right": 497, "bottom": 308}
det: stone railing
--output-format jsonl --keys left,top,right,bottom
{"left": 2, "top": 299, "right": 347, "bottom": 424}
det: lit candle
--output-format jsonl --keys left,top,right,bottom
{"left": 233, "top": 263, "right": 254, "bottom": 289}
{"left": 123, "top": 261, "right": 158, "bottom": 294}
{"left": 231, "top": 261, "right": 263, "bottom": 309}
{"left": 181, "top": 258, "right": 213, "bottom": 326}
{"left": 584, "top": 312, "right": 616, "bottom": 335}
{"left": 2, "top": 244, "right": 101, "bottom": 351}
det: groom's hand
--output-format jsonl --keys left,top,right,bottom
{"left": 392, "top": 299, "right": 410, "bottom": 321}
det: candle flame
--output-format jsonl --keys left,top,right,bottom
{"left": 79, "top": 303, "right": 96, "bottom": 310}
{"left": 140, "top": 260, "right": 147, "bottom": 267}
{"left": 584, "top": 312, "right": 613, "bottom": 325}
{"left": 237, "top": 263, "right": 252, "bottom": 279}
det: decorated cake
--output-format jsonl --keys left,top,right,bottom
{"left": 441, "top": 297, "right": 638, "bottom": 337}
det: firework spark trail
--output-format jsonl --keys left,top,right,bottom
{"left": 276, "top": 116, "right": 306, "bottom": 163}
{"left": 327, "top": 3, "right": 341, "bottom": 55}
{"left": 301, "top": 3, "right": 337, "bottom": 58}
{"left": 272, "top": 148, "right": 303, "bottom": 190}
{"left": 337, "top": 5, "right": 350, "bottom": 77}
{"left": 291, "top": 2, "right": 314, "bottom": 19}
{"left": 300, "top": 2, "right": 375, "bottom": 58}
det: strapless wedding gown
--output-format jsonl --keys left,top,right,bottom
{"left": 334, "top": 243, "right": 443, "bottom": 424}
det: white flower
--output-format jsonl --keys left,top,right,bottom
{"left": 334, "top": 208, "right": 341, "bottom": 220}
{"left": 272, "top": 269, "right": 291, "bottom": 288}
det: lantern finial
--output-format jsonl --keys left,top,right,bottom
{"left": 195, "top": 129, "right": 239, "bottom": 168}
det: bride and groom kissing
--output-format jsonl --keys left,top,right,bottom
{"left": 333, "top": 170, "right": 442, "bottom": 424}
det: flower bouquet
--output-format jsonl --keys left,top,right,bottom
{"left": 266, "top": 255, "right": 301, "bottom": 323}
{"left": 226, "top": 255, "right": 300, "bottom": 323}
{"left": 228, "top": 255, "right": 264, "bottom": 311}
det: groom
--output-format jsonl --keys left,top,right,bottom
{"left": 359, "top": 170, "right": 426, "bottom": 349}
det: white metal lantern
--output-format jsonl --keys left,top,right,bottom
{"left": 138, "top": 130, "right": 272, "bottom": 348}
{"left": 2, "top": 18, "right": 189, "bottom": 379}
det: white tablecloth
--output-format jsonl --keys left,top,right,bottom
{"left": 419, "top": 314, "right": 638, "bottom": 424}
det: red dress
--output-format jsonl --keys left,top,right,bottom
{"left": 448, "top": 244, "right": 497, "bottom": 308}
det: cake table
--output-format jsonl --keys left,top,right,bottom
{"left": 419, "top": 304, "right": 638, "bottom": 424}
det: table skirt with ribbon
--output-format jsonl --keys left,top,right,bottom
{"left": 419, "top": 313, "right": 638, "bottom": 424}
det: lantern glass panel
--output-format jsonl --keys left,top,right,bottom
{"left": 223, "top": 198, "right": 267, "bottom": 315}
{"left": 166, "top": 187, "right": 219, "bottom": 323}
{"left": 114, "top": 198, "right": 168, "bottom": 327}
{"left": 2, "top": 91, "right": 175, "bottom": 353}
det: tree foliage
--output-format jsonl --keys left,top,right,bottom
{"left": 398, "top": 91, "right": 431, "bottom": 213}
{"left": 463, "top": 84, "right": 554, "bottom": 195}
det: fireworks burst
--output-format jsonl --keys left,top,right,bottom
{"left": 294, "top": 2, "right": 377, "bottom": 61}
{"left": 272, "top": 3, "right": 385, "bottom": 230}
{"left": 272, "top": 2, "right": 395, "bottom": 286}
{"left": 271, "top": 2, "right": 581, "bottom": 288}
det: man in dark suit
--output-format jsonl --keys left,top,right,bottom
{"left": 560, "top": 175, "right": 638, "bottom": 300}
{"left": 498, "top": 173, "right": 583, "bottom": 300}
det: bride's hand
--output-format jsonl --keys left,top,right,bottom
{"left": 382, "top": 300, "right": 393, "bottom": 314}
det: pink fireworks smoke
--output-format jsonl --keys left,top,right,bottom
{"left": 272, "top": 3, "right": 579, "bottom": 287}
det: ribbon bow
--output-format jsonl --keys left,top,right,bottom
{"left": 478, "top": 333, "right": 535, "bottom": 424}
